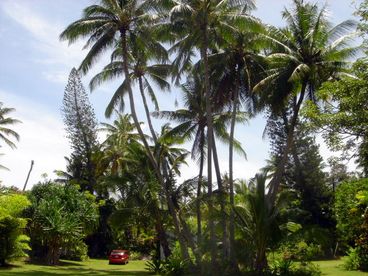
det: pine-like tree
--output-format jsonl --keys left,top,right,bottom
{"left": 62, "top": 68, "right": 98, "bottom": 192}
{"left": 266, "top": 108, "right": 333, "bottom": 228}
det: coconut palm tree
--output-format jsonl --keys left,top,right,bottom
{"left": 154, "top": 75, "right": 246, "bottom": 259}
{"left": 60, "top": 0, "right": 162, "bottom": 183}
{"left": 164, "top": 0, "right": 256, "bottom": 264}
{"left": 60, "top": 1, "right": 192, "bottom": 259}
{"left": 234, "top": 172, "right": 282, "bottom": 272}
{"left": 254, "top": 0, "right": 358, "bottom": 203}
{"left": 90, "top": 37, "right": 171, "bottom": 143}
{"left": 209, "top": 26, "right": 267, "bottom": 265}
{"left": 0, "top": 102, "right": 21, "bottom": 149}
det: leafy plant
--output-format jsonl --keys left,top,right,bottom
{"left": 162, "top": 257, "right": 189, "bottom": 276}
{"left": 145, "top": 258, "right": 164, "bottom": 274}
{"left": 344, "top": 247, "right": 361, "bottom": 271}
{"left": 0, "top": 191, "right": 30, "bottom": 266}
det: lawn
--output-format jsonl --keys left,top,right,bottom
{"left": 1, "top": 258, "right": 368, "bottom": 275}
{"left": 0, "top": 259, "right": 150, "bottom": 276}
{"left": 314, "top": 259, "right": 368, "bottom": 276}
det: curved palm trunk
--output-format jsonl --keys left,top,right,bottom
{"left": 200, "top": 24, "right": 218, "bottom": 269}
{"left": 267, "top": 84, "right": 306, "bottom": 204}
{"left": 120, "top": 30, "right": 190, "bottom": 260}
{"left": 138, "top": 76, "right": 157, "bottom": 143}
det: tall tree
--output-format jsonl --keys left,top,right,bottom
{"left": 166, "top": 0, "right": 256, "bottom": 264}
{"left": 60, "top": 2, "right": 191, "bottom": 260}
{"left": 210, "top": 26, "right": 265, "bottom": 266}
{"left": 154, "top": 75, "right": 246, "bottom": 255}
{"left": 266, "top": 113, "right": 333, "bottom": 230}
{"left": 306, "top": 60, "right": 368, "bottom": 176}
{"left": 255, "top": 0, "right": 357, "bottom": 203}
{"left": 62, "top": 68, "right": 98, "bottom": 193}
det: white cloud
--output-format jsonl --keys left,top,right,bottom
{"left": 0, "top": 89, "right": 70, "bottom": 190}
{"left": 0, "top": 1, "right": 86, "bottom": 81}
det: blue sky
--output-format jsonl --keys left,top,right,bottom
{"left": 0, "top": 0, "right": 361, "bottom": 189}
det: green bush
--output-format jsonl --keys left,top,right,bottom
{"left": 145, "top": 258, "right": 164, "bottom": 274}
{"left": 129, "top": 251, "right": 143, "bottom": 260}
{"left": 344, "top": 247, "right": 360, "bottom": 270}
{"left": 336, "top": 178, "right": 368, "bottom": 271}
{"left": 161, "top": 257, "right": 189, "bottom": 276}
{"left": 270, "top": 250, "right": 321, "bottom": 276}
{"left": 60, "top": 240, "right": 88, "bottom": 261}
{"left": 0, "top": 191, "right": 30, "bottom": 266}
{"left": 335, "top": 179, "right": 368, "bottom": 248}
{"left": 28, "top": 182, "right": 99, "bottom": 265}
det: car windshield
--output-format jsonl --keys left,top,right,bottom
{"left": 112, "top": 251, "right": 126, "bottom": 255}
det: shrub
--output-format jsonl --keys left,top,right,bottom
{"left": 145, "top": 258, "right": 164, "bottom": 274}
{"left": 129, "top": 251, "right": 143, "bottom": 260}
{"left": 60, "top": 240, "right": 88, "bottom": 261}
{"left": 344, "top": 247, "right": 360, "bottom": 271}
{"left": 0, "top": 191, "right": 30, "bottom": 266}
{"left": 161, "top": 257, "right": 189, "bottom": 276}
{"left": 336, "top": 178, "right": 368, "bottom": 271}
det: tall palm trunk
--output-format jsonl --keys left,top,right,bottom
{"left": 267, "top": 84, "right": 306, "bottom": 203}
{"left": 197, "top": 147, "right": 204, "bottom": 246}
{"left": 211, "top": 131, "right": 228, "bottom": 258}
{"left": 229, "top": 81, "right": 239, "bottom": 269}
{"left": 154, "top": 214, "right": 171, "bottom": 258}
{"left": 120, "top": 30, "right": 190, "bottom": 260}
{"left": 200, "top": 18, "right": 217, "bottom": 269}
{"left": 138, "top": 76, "right": 157, "bottom": 143}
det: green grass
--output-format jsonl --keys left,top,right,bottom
{"left": 0, "top": 259, "right": 150, "bottom": 276}
{"left": 2, "top": 258, "right": 368, "bottom": 275}
{"left": 314, "top": 259, "right": 368, "bottom": 276}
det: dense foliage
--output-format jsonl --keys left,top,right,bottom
{"left": 27, "top": 182, "right": 99, "bottom": 265}
{"left": 0, "top": 186, "right": 30, "bottom": 266}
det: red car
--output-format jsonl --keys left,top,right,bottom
{"left": 108, "top": 250, "right": 129, "bottom": 264}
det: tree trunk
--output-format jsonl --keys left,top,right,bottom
{"left": 138, "top": 76, "right": 157, "bottom": 143}
{"left": 229, "top": 82, "right": 239, "bottom": 271}
{"left": 267, "top": 84, "right": 306, "bottom": 204}
{"left": 201, "top": 23, "right": 218, "bottom": 269}
{"left": 155, "top": 219, "right": 171, "bottom": 259}
{"left": 47, "top": 239, "right": 60, "bottom": 265}
{"left": 211, "top": 131, "right": 228, "bottom": 259}
{"left": 197, "top": 147, "right": 204, "bottom": 247}
{"left": 120, "top": 30, "right": 190, "bottom": 260}
{"left": 255, "top": 248, "right": 268, "bottom": 273}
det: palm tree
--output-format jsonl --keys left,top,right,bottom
{"left": 164, "top": 0, "right": 256, "bottom": 264}
{"left": 60, "top": 0, "right": 163, "bottom": 185}
{"left": 254, "top": 0, "right": 358, "bottom": 203}
{"left": 90, "top": 37, "right": 171, "bottom": 143}
{"left": 209, "top": 26, "right": 266, "bottom": 265}
{"left": 60, "top": 1, "right": 193, "bottom": 260}
{"left": 100, "top": 113, "right": 142, "bottom": 175}
{"left": 154, "top": 76, "right": 246, "bottom": 259}
{"left": 234, "top": 172, "right": 282, "bottom": 272}
{"left": 0, "top": 102, "right": 21, "bottom": 149}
